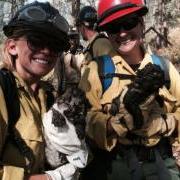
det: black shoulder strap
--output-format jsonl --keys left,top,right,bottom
{"left": 0, "top": 68, "right": 54, "bottom": 123}
{"left": 0, "top": 68, "right": 20, "bottom": 128}
{"left": 0, "top": 69, "right": 55, "bottom": 172}
{"left": 0, "top": 69, "right": 34, "bottom": 172}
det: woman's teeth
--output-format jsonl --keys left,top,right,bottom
{"left": 121, "top": 39, "right": 131, "bottom": 45}
{"left": 34, "top": 59, "right": 49, "bottom": 64}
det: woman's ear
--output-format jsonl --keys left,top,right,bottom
{"left": 5, "top": 39, "right": 18, "bottom": 56}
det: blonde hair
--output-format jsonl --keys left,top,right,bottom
{"left": 1, "top": 28, "right": 33, "bottom": 71}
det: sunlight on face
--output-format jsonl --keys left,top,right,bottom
{"left": 9, "top": 37, "right": 58, "bottom": 80}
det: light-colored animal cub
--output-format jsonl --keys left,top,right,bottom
{"left": 43, "top": 86, "right": 88, "bottom": 180}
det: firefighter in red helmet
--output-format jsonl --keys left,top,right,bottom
{"left": 97, "top": 0, "right": 148, "bottom": 28}
{"left": 79, "top": 0, "right": 180, "bottom": 179}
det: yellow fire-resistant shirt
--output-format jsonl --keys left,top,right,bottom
{"left": 79, "top": 51, "right": 180, "bottom": 151}
{"left": 0, "top": 71, "right": 51, "bottom": 180}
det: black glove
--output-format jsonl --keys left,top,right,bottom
{"left": 110, "top": 63, "right": 165, "bottom": 129}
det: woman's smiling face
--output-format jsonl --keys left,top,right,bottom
{"left": 7, "top": 36, "right": 59, "bottom": 80}
{"left": 108, "top": 17, "right": 144, "bottom": 55}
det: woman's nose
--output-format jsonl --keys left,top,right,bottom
{"left": 114, "top": 29, "right": 128, "bottom": 37}
{"left": 40, "top": 47, "right": 51, "bottom": 54}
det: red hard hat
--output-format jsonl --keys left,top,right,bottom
{"left": 97, "top": 0, "right": 148, "bottom": 28}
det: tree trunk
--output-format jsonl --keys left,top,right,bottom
{"left": 71, "top": 0, "right": 80, "bottom": 26}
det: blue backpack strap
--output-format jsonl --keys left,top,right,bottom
{"left": 95, "top": 55, "right": 135, "bottom": 92}
{"left": 102, "top": 55, "right": 115, "bottom": 91}
{"left": 151, "top": 54, "right": 170, "bottom": 89}
{"left": 95, "top": 55, "right": 115, "bottom": 92}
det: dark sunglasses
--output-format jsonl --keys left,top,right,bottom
{"left": 106, "top": 17, "right": 140, "bottom": 34}
{"left": 26, "top": 34, "right": 64, "bottom": 54}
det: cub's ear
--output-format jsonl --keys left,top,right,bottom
{"left": 5, "top": 39, "right": 18, "bottom": 56}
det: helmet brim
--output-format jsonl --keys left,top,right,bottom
{"left": 98, "top": 6, "right": 148, "bottom": 28}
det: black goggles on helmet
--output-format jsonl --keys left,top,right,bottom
{"left": 16, "top": 6, "right": 69, "bottom": 35}
{"left": 3, "top": 4, "right": 70, "bottom": 51}
{"left": 106, "top": 16, "right": 140, "bottom": 34}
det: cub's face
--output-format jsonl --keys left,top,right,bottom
{"left": 52, "top": 85, "right": 88, "bottom": 140}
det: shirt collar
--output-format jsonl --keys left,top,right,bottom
{"left": 12, "top": 71, "right": 28, "bottom": 89}
{"left": 139, "top": 52, "right": 153, "bottom": 69}
{"left": 12, "top": 71, "right": 47, "bottom": 95}
{"left": 110, "top": 50, "right": 136, "bottom": 75}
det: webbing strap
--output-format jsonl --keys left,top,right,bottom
{"left": 0, "top": 69, "right": 20, "bottom": 127}
{"left": 100, "top": 73, "right": 135, "bottom": 80}
{"left": 0, "top": 69, "right": 34, "bottom": 173}
{"left": 95, "top": 54, "right": 170, "bottom": 92}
